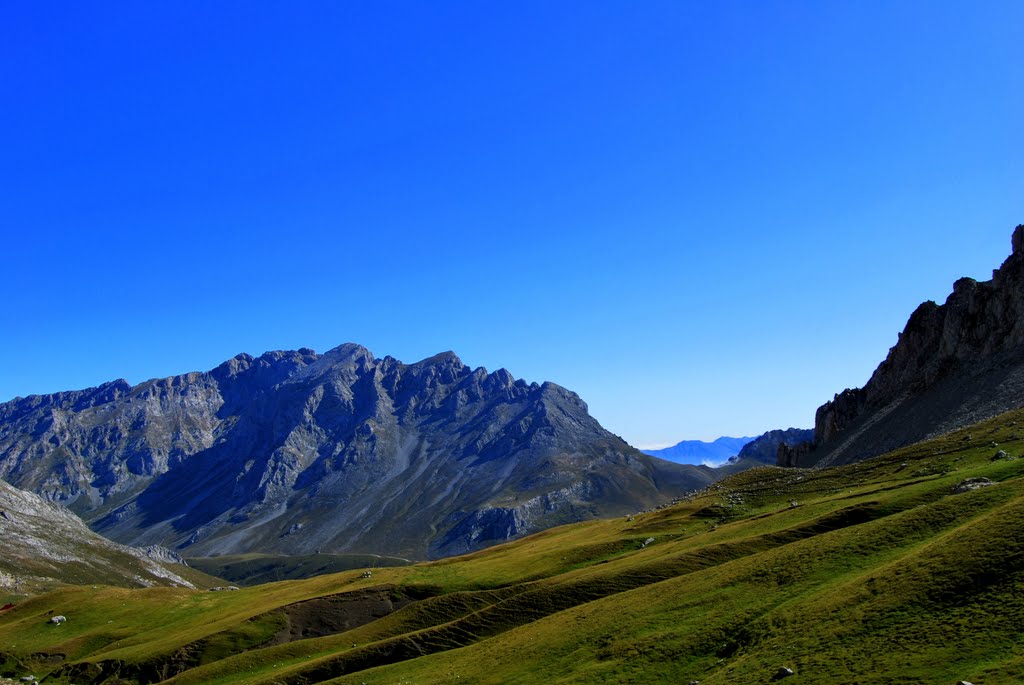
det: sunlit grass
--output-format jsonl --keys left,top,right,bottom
{"left": 3, "top": 408, "right": 1024, "bottom": 683}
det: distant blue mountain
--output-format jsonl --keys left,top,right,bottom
{"left": 642, "top": 436, "right": 757, "bottom": 466}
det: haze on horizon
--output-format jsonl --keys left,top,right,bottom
{"left": 1, "top": 2, "right": 1021, "bottom": 447}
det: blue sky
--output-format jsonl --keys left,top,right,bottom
{"left": 1, "top": 2, "right": 1021, "bottom": 447}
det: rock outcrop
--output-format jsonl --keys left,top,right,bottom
{"left": 727, "top": 428, "right": 813, "bottom": 465}
{"left": 783, "top": 225, "right": 1024, "bottom": 468}
{"left": 0, "top": 346, "right": 713, "bottom": 559}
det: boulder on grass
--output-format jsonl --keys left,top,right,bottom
{"left": 952, "top": 478, "right": 994, "bottom": 494}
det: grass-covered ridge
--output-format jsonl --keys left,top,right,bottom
{"left": 3, "top": 408, "right": 1024, "bottom": 684}
{"left": 185, "top": 553, "right": 414, "bottom": 587}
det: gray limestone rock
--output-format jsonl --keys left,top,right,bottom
{"left": 785, "top": 225, "right": 1024, "bottom": 468}
{"left": 952, "top": 477, "right": 994, "bottom": 493}
{"left": 0, "top": 478, "right": 196, "bottom": 590}
{"left": 0, "top": 346, "right": 713, "bottom": 559}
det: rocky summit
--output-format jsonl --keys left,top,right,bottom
{"left": 0, "top": 346, "right": 712, "bottom": 559}
{"left": 782, "top": 225, "right": 1024, "bottom": 468}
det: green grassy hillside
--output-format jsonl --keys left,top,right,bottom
{"left": 185, "top": 553, "right": 414, "bottom": 587}
{"left": 3, "top": 408, "right": 1024, "bottom": 684}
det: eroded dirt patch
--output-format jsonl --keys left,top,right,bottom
{"left": 266, "top": 584, "right": 437, "bottom": 644}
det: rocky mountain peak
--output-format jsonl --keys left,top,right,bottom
{"left": 214, "top": 353, "right": 255, "bottom": 377}
{"left": 415, "top": 350, "right": 464, "bottom": 366}
{"left": 323, "top": 342, "right": 374, "bottom": 360}
{"left": 539, "top": 381, "right": 588, "bottom": 411}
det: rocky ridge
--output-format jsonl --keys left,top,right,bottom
{"left": 0, "top": 478, "right": 195, "bottom": 594}
{"left": 782, "top": 225, "right": 1024, "bottom": 468}
{"left": 0, "top": 346, "right": 713, "bottom": 559}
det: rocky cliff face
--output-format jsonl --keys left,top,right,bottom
{"left": 784, "top": 225, "right": 1024, "bottom": 468}
{"left": 729, "top": 428, "right": 813, "bottom": 465}
{"left": 0, "top": 345, "right": 712, "bottom": 559}
{"left": 0, "top": 478, "right": 196, "bottom": 594}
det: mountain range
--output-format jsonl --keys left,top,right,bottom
{"left": 0, "top": 346, "right": 713, "bottom": 560}
{"left": 642, "top": 436, "right": 755, "bottom": 465}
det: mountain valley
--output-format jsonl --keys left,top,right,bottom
{"left": 2, "top": 407, "right": 1022, "bottom": 683}
{"left": 2, "top": 226, "right": 1023, "bottom": 684}
{"left": 4, "top": 3, "right": 1020, "bottom": 682}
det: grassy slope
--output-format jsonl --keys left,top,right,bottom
{"left": 2, "top": 409, "right": 1024, "bottom": 684}
{"left": 0, "top": 549, "right": 225, "bottom": 608}
{"left": 186, "top": 553, "right": 413, "bottom": 586}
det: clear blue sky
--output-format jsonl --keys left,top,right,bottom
{"left": 1, "top": 2, "right": 1021, "bottom": 447}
